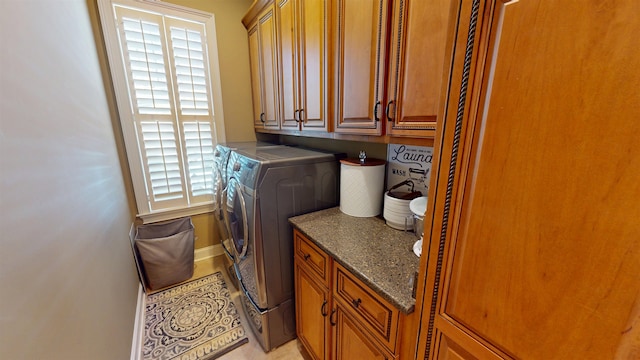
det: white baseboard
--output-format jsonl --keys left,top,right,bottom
{"left": 194, "top": 244, "right": 224, "bottom": 262}
{"left": 130, "top": 283, "right": 146, "bottom": 360}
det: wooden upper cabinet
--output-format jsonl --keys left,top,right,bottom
{"left": 332, "top": 0, "right": 451, "bottom": 138}
{"left": 332, "top": 0, "right": 389, "bottom": 136}
{"left": 277, "top": 0, "right": 329, "bottom": 132}
{"left": 385, "top": 0, "right": 451, "bottom": 137}
{"left": 248, "top": 5, "right": 280, "bottom": 129}
{"left": 417, "top": 0, "right": 640, "bottom": 359}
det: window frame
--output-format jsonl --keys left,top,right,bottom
{"left": 98, "top": 0, "right": 226, "bottom": 223}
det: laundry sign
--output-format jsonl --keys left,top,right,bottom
{"left": 386, "top": 144, "right": 433, "bottom": 195}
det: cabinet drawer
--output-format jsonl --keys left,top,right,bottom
{"left": 333, "top": 262, "right": 400, "bottom": 353}
{"left": 294, "top": 230, "right": 331, "bottom": 287}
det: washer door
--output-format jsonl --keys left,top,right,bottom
{"left": 224, "top": 177, "right": 249, "bottom": 260}
{"left": 214, "top": 164, "right": 235, "bottom": 258}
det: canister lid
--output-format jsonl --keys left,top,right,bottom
{"left": 339, "top": 158, "right": 385, "bottom": 166}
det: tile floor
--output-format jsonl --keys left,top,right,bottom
{"left": 183, "top": 256, "right": 308, "bottom": 360}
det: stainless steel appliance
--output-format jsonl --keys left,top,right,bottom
{"left": 212, "top": 142, "right": 280, "bottom": 289}
{"left": 223, "top": 146, "right": 340, "bottom": 351}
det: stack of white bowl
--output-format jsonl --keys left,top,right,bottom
{"left": 383, "top": 193, "right": 414, "bottom": 230}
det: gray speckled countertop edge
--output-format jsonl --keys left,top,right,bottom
{"left": 289, "top": 207, "right": 420, "bottom": 314}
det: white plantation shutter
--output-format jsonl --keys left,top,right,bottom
{"left": 121, "top": 17, "right": 171, "bottom": 115}
{"left": 139, "top": 121, "right": 184, "bottom": 201}
{"left": 102, "top": 2, "right": 224, "bottom": 217}
{"left": 183, "top": 121, "right": 214, "bottom": 197}
{"left": 169, "top": 26, "right": 210, "bottom": 116}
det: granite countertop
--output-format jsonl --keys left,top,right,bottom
{"left": 289, "top": 207, "right": 420, "bottom": 313}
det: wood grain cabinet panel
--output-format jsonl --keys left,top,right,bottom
{"left": 333, "top": 262, "right": 400, "bottom": 353}
{"left": 294, "top": 258, "right": 331, "bottom": 360}
{"left": 385, "top": 0, "right": 451, "bottom": 137}
{"left": 248, "top": 5, "right": 280, "bottom": 129}
{"left": 332, "top": 303, "right": 396, "bottom": 360}
{"left": 295, "top": 230, "right": 331, "bottom": 287}
{"left": 276, "top": 0, "right": 329, "bottom": 132}
{"left": 415, "top": 0, "right": 640, "bottom": 359}
{"left": 333, "top": 0, "right": 451, "bottom": 138}
{"left": 332, "top": 0, "right": 389, "bottom": 135}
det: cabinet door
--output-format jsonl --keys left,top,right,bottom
{"left": 332, "top": 302, "right": 395, "bottom": 360}
{"left": 333, "top": 0, "right": 389, "bottom": 135}
{"left": 418, "top": 0, "right": 640, "bottom": 359}
{"left": 276, "top": 0, "right": 299, "bottom": 130}
{"left": 298, "top": 0, "right": 329, "bottom": 131}
{"left": 277, "top": 0, "right": 329, "bottom": 132}
{"left": 385, "top": 0, "right": 450, "bottom": 137}
{"left": 248, "top": 25, "right": 263, "bottom": 128}
{"left": 258, "top": 6, "right": 280, "bottom": 129}
{"left": 295, "top": 259, "right": 330, "bottom": 360}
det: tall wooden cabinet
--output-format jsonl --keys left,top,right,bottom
{"left": 415, "top": 0, "right": 640, "bottom": 359}
{"left": 248, "top": 5, "right": 280, "bottom": 129}
{"left": 277, "top": 0, "right": 330, "bottom": 132}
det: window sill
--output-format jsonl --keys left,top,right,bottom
{"left": 138, "top": 202, "right": 214, "bottom": 224}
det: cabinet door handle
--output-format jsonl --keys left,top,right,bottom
{"left": 321, "top": 299, "right": 328, "bottom": 317}
{"left": 303, "top": 253, "right": 310, "bottom": 261}
{"left": 329, "top": 308, "right": 337, "bottom": 326}
{"left": 386, "top": 100, "right": 394, "bottom": 121}
{"left": 299, "top": 108, "right": 304, "bottom": 123}
{"left": 374, "top": 101, "right": 381, "bottom": 122}
{"left": 260, "top": 112, "right": 265, "bottom": 123}
{"left": 352, "top": 298, "right": 362, "bottom": 308}
{"left": 294, "top": 109, "right": 300, "bottom": 122}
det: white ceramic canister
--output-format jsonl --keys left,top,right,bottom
{"left": 339, "top": 158, "right": 386, "bottom": 217}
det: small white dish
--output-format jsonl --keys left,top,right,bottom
{"left": 409, "top": 196, "right": 427, "bottom": 217}
{"left": 413, "top": 239, "right": 423, "bottom": 257}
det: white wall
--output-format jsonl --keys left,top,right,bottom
{"left": 0, "top": 1, "right": 139, "bottom": 359}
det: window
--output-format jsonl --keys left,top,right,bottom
{"left": 98, "top": 0, "right": 226, "bottom": 222}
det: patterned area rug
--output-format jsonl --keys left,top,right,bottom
{"left": 143, "top": 272, "right": 248, "bottom": 359}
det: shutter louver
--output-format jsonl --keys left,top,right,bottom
{"left": 140, "top": 121, "right": 184, "bottom": 201}
{"left": 109, "top": 4, "right": 221, "bottom": 215}
{"left": 183, "top": 121, "right": 214, "bottom": 197}
{"left": 170, "top": 27, "right": 210, "bottom": 116}
{"left": 122, "top": 17, "right": 171, "bottom": 115}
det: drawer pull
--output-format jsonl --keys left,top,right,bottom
{"left": 303, "top": 253, "right": 310, "bottom": 261}
{"left": 321, "top": 300, "right": 328, "bottom": 317}
{"left": 330, "top": 308, "right": 337, "bottom": 326}
{"left": 352, "top": 298, "right": 362, "bottom": 308}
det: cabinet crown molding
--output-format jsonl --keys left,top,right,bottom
{"left": 242, "top": 0, "right": 272, "bottom": 28}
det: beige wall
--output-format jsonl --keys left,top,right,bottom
{"left": 0, "top": 1, "right": 139, "bottom": 358}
